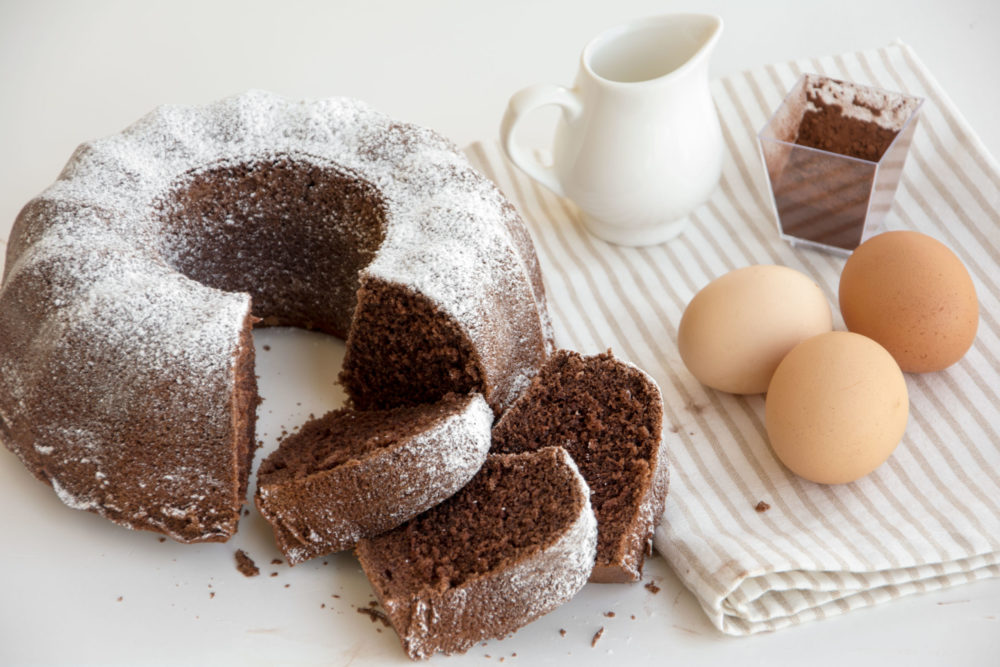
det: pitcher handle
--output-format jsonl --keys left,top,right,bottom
{"left": 500, "top": 83, "right": 583, "bottom": 198}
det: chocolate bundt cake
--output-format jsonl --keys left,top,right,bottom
{"left": 356, "top": 447, "right": 597, "bottom": 660}
{"left": 256, "top": 393, "right": 493, "bottom": 564}
{"left": 491, "top": 349, "right": 667, "bottom": 583}
{"left": 0, "top": 91, "right": 553, "bottom": 543}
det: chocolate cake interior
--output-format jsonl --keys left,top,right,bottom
{"left": 339, "top": 281, "right": 484, "bottom": 411}
{"left": 491, "top": 351, "right": 661, "bottom": 574}
{"left": 363, "top": 448, "right": 584, "bottom": 593}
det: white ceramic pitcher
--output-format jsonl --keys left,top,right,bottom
{"left": 501, "top": 14, "right": 724, "bottom": 246}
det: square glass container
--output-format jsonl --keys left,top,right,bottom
{"left": 758, "top": 74, "right": 924, "bottom": 255}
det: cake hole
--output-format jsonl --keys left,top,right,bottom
{"left": 153, "top": 155, "right": 388, "bottom": 339}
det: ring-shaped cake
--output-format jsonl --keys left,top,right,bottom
{"left": 0, "top": 91, "right": 553, "bottom": 543}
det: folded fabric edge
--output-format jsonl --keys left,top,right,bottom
{"left": 719, "top": 561, "right": 1000, "bottom": 635}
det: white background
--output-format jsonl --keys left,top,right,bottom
{"left": 1, "top": 1, "right": 998, "bottom": 665}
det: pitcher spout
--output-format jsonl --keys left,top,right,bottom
{"left": 582, "top": 13, "right": 723, "bottom": 86}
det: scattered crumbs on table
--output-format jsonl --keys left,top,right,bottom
{"left": 209, "top": 591, "right": 215, "bottom": 599}
{"left": 234, "top": 549, "right": 259, "bottom": 577}
{"left": 604, "top": 611, "right": 615, "bottom": 618}
{"left": 284, "top": 583, "right": 290, "bottom": 589}
{"left": 645, "top": 580, "right": 661, "bottom": 594}
{"left": 262, "top": 344, "right": 271, "bottom": 351}
{"left": 270, "top": 571, "right": 279, "bottom": 577}
{"left": 755, "top": 500, "right": 771, "bottom": 513}
{"left": 158, "top": 537, "right": 166, "bottom": 543}
{"left": 630, "top": 614, "right": 636, "bottom": 620}
{"left": 332, "top": 594, "right": 340, "bottom": 599}
{"left": 116, "top": 596, "right": 123, "bottom": 602}
{"left": 559, "top": 629, "right": 566, "bottom": 637}
{"left": 357, "top": 607, "right": 391, "bottom": 627}
{"left": 321, "top": 603, "right": 325, "bottom": 609}
{"left": 591, "top": 627, "right": 604, "bottom": 648}
{"left": 271, "top": 558, "right": 283, "bottom": 565}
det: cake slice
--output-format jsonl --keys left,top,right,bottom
{"left": 255, "top": 392, "right": 492, "bottom": 564}
{"left": 356, "top": 447, "right": 597, "bottom": 660}
{"left": 491, "top": 349, "right": 667, "bottom": 583}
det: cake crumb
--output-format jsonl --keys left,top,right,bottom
{"left": 270, "top": 572, "right": 279, "bottom": 578}
{"left": 209, "top": 592, "right": 216, "bottom": 599}
{"left": 357, "top": 607, "right": 391, "bottom": 627}
{"left": 591, "top": 627, "right": 604, "bottom": 648}
{"left": 604, "top": 611, "right": 616, "bottom": 618}
{"left": 234, "top": 549, "right": 259, "bottom": 577}
{"left": 116, "top": 596, "right": 123, "bottom": 602}
{"left": 262, "top": 344, "right": 271, "bottom": 351}
{"left": 321, "top": 603, "right": 326, "bottom": 609}
{"left": 271, "top": 558, "right": 283, "bottom": 565}
{"left": 332, "top": 594, "right": 340, "bottom": 599}
{"left": 645, "top": 580, "right": 661, "bottom": 594}
{"left": 559, "top": 629, "right": 567, "bottom": 637}
{"left": 284, "top": 584, "right": 290, "bottom": 589}
{"left": 158, "top": 537, "right": 166, "bottom": 543}
{"left": 630, "top": 614, "right": 636, "bottom": 620}
{"left": 755, "top": 500, "right": 771, "bottom": 513}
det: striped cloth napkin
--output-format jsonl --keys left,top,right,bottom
{"left": 464, "top": 41, "right": 1000, "bottom": 636}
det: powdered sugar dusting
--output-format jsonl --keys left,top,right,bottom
{"left": 1, "top": 90, "right": 550, "bottom": 540}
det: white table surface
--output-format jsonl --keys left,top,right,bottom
{"left": 1, "top": 1, "right": 998, "bottom": 665}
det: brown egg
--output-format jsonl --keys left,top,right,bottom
{"left": 839, "top": 231, "right": 978, "bottom": 372}
{"left": 766, "top": 332, "right": 909, "bottom": 485}
{"left": 678, "top": 265, "right": 832, "bottom": 394}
